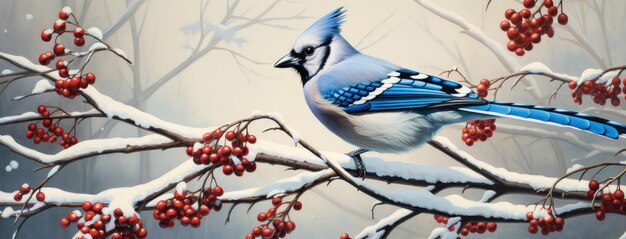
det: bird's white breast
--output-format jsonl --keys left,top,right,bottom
{"left": 303, "top": 79, "right": 449, "bottom": 153}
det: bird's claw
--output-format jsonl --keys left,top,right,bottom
{"left": 347, "top": 149, "right": 368, "bottom": 180}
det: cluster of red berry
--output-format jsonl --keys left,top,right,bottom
{"left": 461, "top": 119, "right": 497, "bottom": 146}
{"left": 186, "top": 129, "right": 257, "bottom": 176}
{"left": 41, "top": 7, "right": 87, "bottom": 46}
{"left": 110, "top": 208, "right": 147, "bottom": 239}
{"left": 152, "top": 188, "right": 222, "bottom": 229}
{"left": 247, "top": 197, "right": 301, "bottom": 239}
{"left": 54, "top": 70, "right": 96, "bottom": 99}
{"left": 586, "top": 180, "right": 625, "bottom": 221}
{"left": 61, "top": 203, "right": 147, "bottom": 239}
{"left": 500, "top": 0, "right": 568, "bottom": 56}
{"left": 109, "top": 212, "right": 147, "bottom": 239}
{"left": 24, "top": 105, "right": 78, "bottom": 148}
{"left": 475, "top": 79, "right": 491, "bottom": 98}
{"left": 40, "top": 7, "right": 98, "bottom": 99}
{"left": 12, "top": 184, "right": 45, "bottom": 202}
{"left": 433, "top": 215, "right": 497, "bottom": 236}
{"left": 60, "top": 202, "right": 108, "bottom": 238}
{"left": 568, "top": 77, "right": 626, "bottom": 106}
{"left": 525, "top": 209, "right": 564, "bottom": 235}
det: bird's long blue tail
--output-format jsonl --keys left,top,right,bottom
{"left": 460, "top": 101, "right": 626, "bottom": 139}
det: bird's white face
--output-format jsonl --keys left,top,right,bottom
{"left": 297, "top": 42, "right": 332, "bottom": 80}
{"left": 274, "top": 38, "right": 332, "bottom": 85}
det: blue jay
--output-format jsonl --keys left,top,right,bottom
{"left": 275, "top": 7, "right": 626, "bottom": 176}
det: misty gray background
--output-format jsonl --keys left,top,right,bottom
{"left": 1, "top": 0, "right": 625, "bottom": 238}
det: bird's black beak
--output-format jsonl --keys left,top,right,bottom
{"left": 274, "top": 52, "right": 300, "bottom": 68}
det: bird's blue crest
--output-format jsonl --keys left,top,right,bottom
{"left": 295, "top": 7, "right": 346, "bottom": 51}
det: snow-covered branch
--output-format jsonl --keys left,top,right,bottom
{"left": 0, "top": 134, "right": 179, "bottom": 165}
{"left": 353, "top": 209, "right": 418, "bottom": 239}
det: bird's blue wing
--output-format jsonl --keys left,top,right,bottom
{"left": 323, "top": 68, "right": 487, "bottom": 113}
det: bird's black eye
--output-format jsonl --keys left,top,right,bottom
{"left": 304, "top": 46, "right": 315, "bottom": 56}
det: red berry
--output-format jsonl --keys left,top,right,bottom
{"left": 212, "top": 129, "right": 223, "bottom": 138}
{"left": 486, "top": 222, "right": 497, "bottom": 232}
{"left": 202, "top": 132, "right": 213, "bottom": 142}
{"left": 20, "top": 184, "right": 31, "bottom": 194}
{"left": 37, "top": 105, "right": 47, "bottom": 114}
{"left": 500, "top": 21, "right": 511, "bottom": 31}
{"left": 58, "top": 9, "right": 70, "bottom": 20}
{"left": 190, "top": 216, "right": 201, "bottom": 228}
{"left": 92, "top": 202, "right": 104, "bottom": 213}
{"left": 547, "top": 6, "right": 558, "bottom": 16}
{"left": 520, "top": 9, "right": 531, "bottom": 19}
{"left": 55, "top": 60, "right": 66, "bottom": 70}
{"left": 13, "top": 192, "right": 22, "bottom": 201}
{"left": 73, "top": 27, "right": 85, "bottom": 38}
{"left": 246, "top": 135, "right": 257, "bottom": 144}
{"left": 245, "top": 161, "right": 257, "bottom": 172}
{"left": 38, "top": 54, "right": 50, "bottom": 65}
{"left": 293, "top": 201, "right": 303, "bottom": 210}
{"left": 272, "top": 197, "right": 282, "bottom": 207}
{"left": 82, "top": 201, "right": 92, "bottom": 211}
{"left": 225, "top": 131, "right": 236, "bottom": 141}
{"left": 523, "top": 0, "right": 536, "bottom": 8}
{"left": 543, "top": 0, "right": 553, "bottom": 7}
{"left": 568, "top": 80, "right": 577, "bottom": 89}
{"left": 555, "top": 217, "right": 564, "bottom": 226}
{"left": 506, "top": 41, "right": 518, "bottom": 52}
{"left": 68, "top": 213, "right": 78, "bottom": 222}
{"left": 222, "top": 165, "right": 233, "bottom": 175}
{"left": 36, "top": 191, "right": 45, "bottom": 201}
{"left": 41, "top": 29, "right": 53, "bottom": 42}
{"left": 257, "top": 212, "right": 268, "bottom": 222}
{"left": 480, "top": 79, "right": 491, "bottom": 87}
{"left": 60, "top": 217, "right": 70, "bottom": 227}
{"left": 252, "top": 227, "right": 262, "bottom": 235}
{"left": 504, "top": 9, "right": 516, "bottom": 20}
{"left": 53, "top": 20, "right": 66, "bottom": 33}
{"left": 53, "top": 44, "right": 65, "bottom": 56}
{"left": 526, "top": 211, "right": 534, "bottom": 220}
{"left": 528, "top": 225, "right": 538, "bottom": 234}
{"left": 510, "top": 13, "right": 522, "bottom": 25}
{"left": 530, "top": 33, "right": 541, "bottom": 43}
{"left": 286, "top": 220, "right": 296, "bottom": 232}
{"left": 507, "top": 28, "right": 520, "bottom": 40}
{"left": 74, "top": 37, "right": 85, "bottom": 46}
{"left": 557, "top": 13, "right": 568, "bottom": 25}
{"left": 340, "top": 233, "right": 351, "bottom": 239}
{"left": 213, "top": 186, "right": 224, "bottom": 196}
{"left": 602, "top": 193, "right": 613, "bottom": 203}
{"left": 588, "top": 180, "right": 600, "bottom": 190}
{"left": 83, "top": 73, "right": 95, "bottom": 85}
{"left": 615, "top": 189, "right": 625, "bottom": 200}
{"left": 515, "top": 48, "right": 525, "bottom": 56}
{"left": 25, "top": 130, "right": 34, "bottom": 139}
{"left": 595, "top": 211, "right": 605, "bottom": 221}
{"left": 262, "top": 228, "right": 274, "bottom": 237}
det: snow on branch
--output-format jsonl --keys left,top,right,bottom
{"left": 353, "top": 209, "right": 418, "bottom": 239}
{"left": 0, "top": 109, "right": 102, "bottom": 126}
{"left": 0, "top": 134, "right": 178, "bottom": 165}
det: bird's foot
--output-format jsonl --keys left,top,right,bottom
{"left": 346, "top": 149, "right": 368, "bottom": 179}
